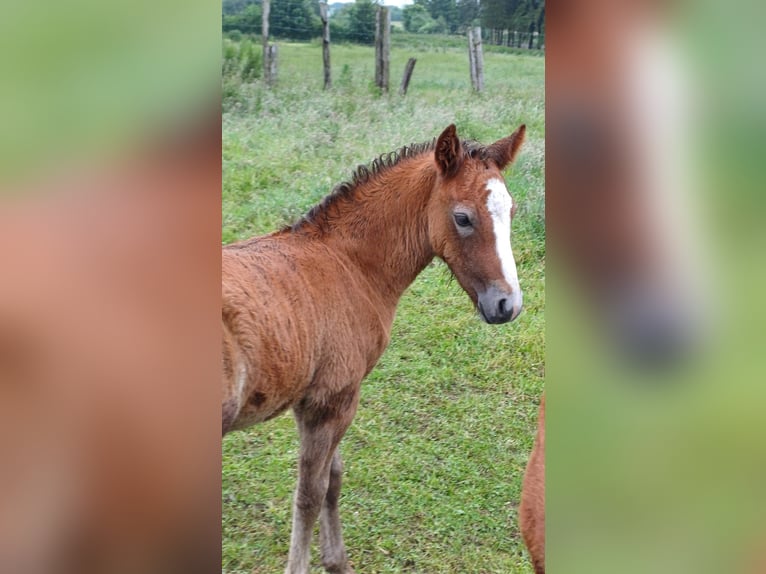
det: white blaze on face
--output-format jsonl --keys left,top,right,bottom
{"left": 486, "top": 178, "right": 522, "bottom": 311}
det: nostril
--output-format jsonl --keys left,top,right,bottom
{"left": 498, "top": 298, "right": 508, "bottom": 316}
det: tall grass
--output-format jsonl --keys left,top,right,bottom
{"left": 223, "top": 36, "right": 544, "bottom": 573}
{"left": 223, "top": 37, "right": 261, "bottom": 103}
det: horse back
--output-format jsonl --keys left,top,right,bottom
{"left": 222, "top": 235, "right": 391, "bottom": 433}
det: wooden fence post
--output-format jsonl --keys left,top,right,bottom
{"left": 468, "top": 27, "right": 484, "bottom": 92}
{"left": 399, "top": 57, "right": 417, "bottom": 95}
{"left": 468, "top": 27, "right": 477, "bottom": 89}
{"left": 474, "top": 27, "right": 484, "bottom": 92}
{"left": 375, "top": 7, "right": 390, "bottom": 92}
{"left": 320, "top": 2, "right": 331, "bottom": 89}
{"left": 267, "top": 44, "right": 278, "bottom": 84}
{"left": 262, "top": 0, "right": 271, "bottom": 83}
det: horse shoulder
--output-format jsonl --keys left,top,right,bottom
{"left": 325, "top": 250, "right": 395, "bottom": 361}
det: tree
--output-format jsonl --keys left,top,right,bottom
{"left": 222, "top": 2, "right": 260, "bottom": 34}
{"left": 223, "top": 0, "right": 254, "bottom": 16}
{"left": 221, "top": 0, "right": 321, "bottom": 40}
{"left": 414, "top": 0, "right": 459, "bottom": 33}
{"left": 456, "top": 0, "right": 480, "bottom": 30}
{"left": 347, "top": 0, "right": 378, "bottom": 45}
{"left": 479, "top": 0, "right": 544, "bottom": 47}
{"left": 269, "top": 0, "right": 320, "bottom": 40}
{"left": 536, "top": 5, "right": 545, "bottom": 48}
{"left": 403, "top": 4, "right": 431, "bottom": 33}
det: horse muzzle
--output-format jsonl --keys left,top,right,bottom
{"left": 478, "top": 285, "right": 523, "bottom": 324}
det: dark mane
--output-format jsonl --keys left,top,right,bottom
{"left": 284, "top": 138, "right": 490, "bottom": 233}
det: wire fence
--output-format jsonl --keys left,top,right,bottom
{"left": 222, "top": 1, "right": 544, "bottom": 49}
{"left": 223, "top": 21, "right": 544, "bottom": 51}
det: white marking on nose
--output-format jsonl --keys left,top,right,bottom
{"left": 486, "top": 178, "right": 522, "bottom": 312}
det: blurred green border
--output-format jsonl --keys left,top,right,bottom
{"left": 0, "top": 0, "right": 220, "bottom": 183}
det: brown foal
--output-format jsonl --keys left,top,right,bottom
{"left": 222, "top": 123, "right": 525, "bottom": 573}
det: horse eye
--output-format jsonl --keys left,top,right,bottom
{"left": 454, "top": 213, "right": 472, "bottom": 228}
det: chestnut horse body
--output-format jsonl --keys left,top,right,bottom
{"left": 222, "top": 124, "right": 526, "bottom": 573}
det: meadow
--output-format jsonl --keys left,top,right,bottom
{"left": 222, "top": 35, "right": 544, "bottom": 573}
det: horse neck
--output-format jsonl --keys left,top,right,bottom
{"left": 322, "top": 155, "right": 437, "bottom": 307}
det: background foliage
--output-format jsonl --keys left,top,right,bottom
{"left": 222, "top": 0, "right": 544, "bottom": 46}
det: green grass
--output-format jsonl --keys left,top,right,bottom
{"left": 223, "top": 36, "right": 544, "bottom": 573}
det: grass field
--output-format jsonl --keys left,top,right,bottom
{"left": 222, "top": 35, "right": 544, "bottom": 573}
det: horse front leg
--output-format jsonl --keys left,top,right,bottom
{"left": 286, "top": 396, "right": 357, "bottom": 574}
{"left": 319, "top": 449, "right": 354, "bottom": 573}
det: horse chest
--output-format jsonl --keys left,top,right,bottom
{"left": 314, "top": 307, "right": 389, "bottom": 381}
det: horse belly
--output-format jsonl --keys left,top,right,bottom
{"left": 230, "top": 353, "right": 315, "bottom": 430}
{"left": 230, "top": 393, "right": 291, "bottom": 428}
{"left": 222, "top": 311, "right": 316, "bottom": 433}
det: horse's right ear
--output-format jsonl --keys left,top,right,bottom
{"left": 487, "top": 124, "right": 526, "bottom": 170}
{"left": 435, "top": 124, "right": 463, "bottom": 177}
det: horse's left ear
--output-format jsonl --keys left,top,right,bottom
{"left": 435, "top": 124, "right": 464, "bottom": 177}
{"left": 487, "top": 124, "right": 526, "bottom": 170}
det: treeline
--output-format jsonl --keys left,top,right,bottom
{"left": 223, "top": 0, "right": 322, "bottom": 41}
{"left": 404, "top": 0, "right": 543, "bottom": 47}
{"left": 223, "top": 0, "right": 383, "bottom": 44}
{"left": 481, "top": 0, "right": 544, "bottom": 48}
{"left": 222, "top": 0, "right": 544, "bottom": 48}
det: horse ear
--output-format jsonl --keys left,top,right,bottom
{"left": 434, "top": 124, "right": 463, "bottom": 177}
{"left": 487, "top": 124, "right": 526, "bottom": 170}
